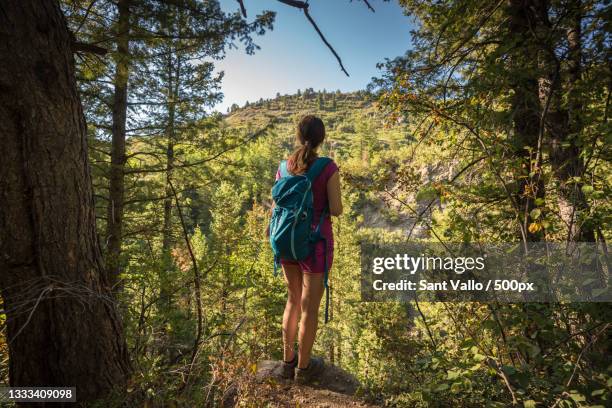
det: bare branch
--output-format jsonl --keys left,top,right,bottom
{"left": 302, "top": 7, "right": 349, "bottom": 76}
{"left": 72, "top": 41, "right": 107, "bottom": 55}
{"left": 123, "top": 118, "right": 277, "bottom": 175}
{"left": 276, "top": 0, "right": 350, "bottom": 76}
{"left": 276, "top": 0, "right": 308, "bottom": 8}
{"left": 361, "top": 0, "right": 375, "bottom": 12}
{"left": 167, "top": 177, "right": 203, "bottom": 371}
{"left": 237, "top": 0, "right": 350, "bottom": 75}
{"left": 74, "top": 0, "right": 99, "bottom": 34}
{"left": 236, "top": 0, "right": 247, "bottom": 17}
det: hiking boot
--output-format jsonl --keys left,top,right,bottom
{"left": 294, "top": 357, "right": 325, "bottom": 385}
{"left": 280, "top": 354, "right": 298, "bottom": 379}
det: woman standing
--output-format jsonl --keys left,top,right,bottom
{"left": 274, "top": 115, "right": 343, "bottom": 384}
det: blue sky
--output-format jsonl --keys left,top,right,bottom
{"left": 214, "top": 0, "right": 414, "bottom": 112}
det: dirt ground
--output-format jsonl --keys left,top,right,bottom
{"left": 226, "top": 360, "right": 380, "bottom": 408}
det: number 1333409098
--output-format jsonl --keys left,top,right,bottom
{"left": 0, "top": 387, "right": 75, "bottom": 402}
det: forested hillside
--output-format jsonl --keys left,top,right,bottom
{"left": 55, "top": 89, "right": 612, "bottom": 406}
{"left": 0, "top": 1, "right": 609, "bottom": 407}
{"left": 86, "top": 89, "right": 428, "bottom": 405}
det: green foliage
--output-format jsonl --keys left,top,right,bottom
{"left": 48, "top": 3, "right": 610, "bottom": 406}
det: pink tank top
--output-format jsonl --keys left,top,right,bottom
{"left": 275, "top": 159, "right": 339, "bottom": 244}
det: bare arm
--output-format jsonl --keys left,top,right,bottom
{"left": 326, "top": 171, "right": 343, "bottom": 216}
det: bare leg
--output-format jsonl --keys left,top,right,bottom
{"left": 297, "top": 272, "right": 325, "bottom": 369}
{"left": 282, "top": 264, "right": 302, "bottom": 362}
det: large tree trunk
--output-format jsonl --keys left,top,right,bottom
{"left": 0, "top": 0, "right": 131, "bottom": 404}
{"left": 162, "top": 134, "right": 175, "bottom": 258}
{"left": 160, "top": 132, "right": 175, "bottom": 310}
{"left": 507, "top": 0, "right": 553, "bottom": 357}
{"left": 507, "top": 0, "right": 546, "bottom": 242}
{"left": 106, "top": 0, "right": 131, "bottom": 287}
{"left": 161, "top": 45, "right": 181, "bottom": 315}
{"left": 548, "top": 0, "right": 594, "bottom": 242}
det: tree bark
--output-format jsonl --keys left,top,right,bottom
{"left": 106, "top": 0, "right": 131, "bottom": 287}
{"left": 507, "top": 0, "right": 546, "bottom": 242}
{"left": 162, "top": 136, "right": 175, "bottom": 258}
{"left": 548, "top": 0, "right": 594, "bottom": 242}
{"left": 0, "top": 0, "right": 131, "bottom": 404}
{"left": 161, "top": 41, "right": 181, "bottom": 313}
{"left": 160, "top": 133, "right": 175, "bottom": 310}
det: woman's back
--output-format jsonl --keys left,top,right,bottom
{"left": 273, "top": 115, "right": 341, "bottom": 383}
{"left": 276, "top": 158, "right": 339, "bottom": 241}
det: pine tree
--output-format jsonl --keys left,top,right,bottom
{"left": 0, "top": 1, "right": 131, "bottom": 400}
{"left": 67, "top": 0, "right": 274, "bottom": 286}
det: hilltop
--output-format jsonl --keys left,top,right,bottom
{"left": 224, "top": 89, "right": 378, "bottom": 124}
{"left": 223, "top": 89, "right": 444, "bottom": 238}
{"left": 222, "top": 89, "right": 408, "bottom": 156}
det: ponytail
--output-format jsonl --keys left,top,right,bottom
{"left": 287, "top": 115, "right": 325, "bottom": 174}
{"left": 288, "top": 142, "right": 317, "bottom": 175}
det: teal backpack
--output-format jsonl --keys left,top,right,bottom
{"left": 269, "top": 157, "right": 332, "bottom": 322}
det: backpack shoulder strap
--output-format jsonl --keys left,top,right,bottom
{"left": 278, "top": 160, "right": 289, "bottom": 178}
{"left": 306, "top": 157, "right": 332, "bottom": 183}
